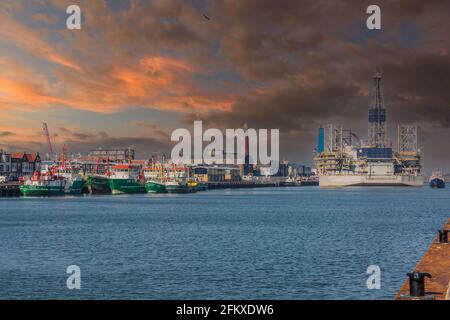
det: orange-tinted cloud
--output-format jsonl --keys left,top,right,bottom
{"left": 0, "top": 13, "right": 81, "bottom": 71}
{"left": 0, "top": 3, "right": 234, "bottom": 114}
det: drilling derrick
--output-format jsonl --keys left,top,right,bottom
{"left": 368, "top": 72, "right": 387, "bottom": 148}
{"left": 396, "top": 125, "right": 421, "bottom": 175}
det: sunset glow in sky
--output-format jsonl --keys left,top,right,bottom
{"left": 0, "top": 0, "right": 449, "bottom": 171}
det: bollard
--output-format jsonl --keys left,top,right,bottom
{"left": 407, "top": 272, "right": 432, "bottom": 297}
{"left": 438, "top": 229, "right": 449, "bottom": 243}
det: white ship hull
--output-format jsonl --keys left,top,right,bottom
{"left": 319, "top": 174, "right": 424, "bottom": 187}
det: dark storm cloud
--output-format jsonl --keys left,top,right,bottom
{"left": 1, "top": 0, "right": 448, "bottom": 171}
{"left": 199, "top": 0, "right": 449, "bottom": 123}
{"left": 183, "top": 79, "right": 363, "bottom": 129}
{"left": 175, "top": 0, "right": 450, "bottom": 169}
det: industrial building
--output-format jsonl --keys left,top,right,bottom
{"left": 192, "top": 165, "right": 241, "bottom": 183}
{"left": 88, "top": 148, "right": 135, "bottom": 162}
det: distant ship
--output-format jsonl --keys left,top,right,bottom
{"left": 314, "top": 73, "right": 423, "bottom": 187}
{"left": 429, "top": 171, "right": 445, "bottom": 188}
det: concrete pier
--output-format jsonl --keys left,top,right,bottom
{"left": 395, "top": 218, "right": 450, "bottom": 300}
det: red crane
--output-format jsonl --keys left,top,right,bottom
{"left": 42, "top": 122, "right": 54, "bottom": 155}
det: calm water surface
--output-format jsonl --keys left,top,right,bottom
{"left": 1, "top": 186, "right": 449, "bottom": 299}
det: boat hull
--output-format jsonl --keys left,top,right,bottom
{"left": 319, "top": 174, "right": 424, "bottom": 187}
{"left": 109, "top": 178, "right": 146, "bottom": 194}
{"left": 145, "top": 181, "right": 167, "bottom": 193}
{"left": 165, "top": 184, "right": 192, "bottom": 193}
{"left": 20, "top": 185, "right": 65, "bottom": 197}
{"left": 85, "top": 175, "right": 111, "bottom": 194}
{"left": 68, "top": 178, "right": 89, "bottom": 194}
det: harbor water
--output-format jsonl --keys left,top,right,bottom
{"left": 1, "top": 186, "right": 449, "bottom": 300}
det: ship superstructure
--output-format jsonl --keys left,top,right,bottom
{"left": 314, "top": 73, "right": 423, "bottom": 187}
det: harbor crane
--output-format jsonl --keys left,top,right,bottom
{"left": 42, "top": 122, "right": 54, "bottom": 160}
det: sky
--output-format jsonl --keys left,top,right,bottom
{"left": 0, "top": 0, "right": 449, "bottom": 172}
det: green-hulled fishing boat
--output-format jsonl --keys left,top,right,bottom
{"left": 165, "top": 181, "right": 193, "bottom": 193}
{"left": 55, "top": 167, "right": 88, "bottom": 195}
{"left": 145, "top": 180, "right": 167, "bottom": 193}
{"left": 20, "top": 171, "right": 66, "bottom": 197}
{"left": 143, "top": 165, "right": 167, "bottom": 193}
{"left": 109, "top": 165, "right": 146, "bottom": 194}
{"left": 68, "top": 177, "right": 88, "bottom": 194}
{"left": 166, "top": 166, "right": 195, "bottom": 193}
{"left": 85, "top": 174, "right": 111, "bottom": 194}
{"left": 143, "top": 164, "right": 195, "bottom": 194}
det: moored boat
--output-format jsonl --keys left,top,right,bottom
{"left": 54, "top": 166, "right": 88, "bottom": 194}
{"left": 69, "top": 176, "right": 88, "bottom": 194}
{"left": 145, "top": 180, "right": 167, "bottom": 193}
{"left": 51, "top": 144, "right": 88, "bottom": 195}
{"left": 429, "top": 171, "right": 445, "bottom": 188}
{"left": 165, "top": 166, "right": 195, "bottom": 193}
{"left": 144, "top": 164, "right": 196, "bottom": 193}
{"left": 144, "top": 164, "right": 167, "bottom": 193}
{"left": 20, "top": 171, "right": 66, "bottom": 197}
{"left": 109, "top": 164, "right": 146, "bottom": 194}
{"left": 165, "top": 180, "right": 193, "bottom": 193}
{"left": 85, "top": 174, "right": 111, "bottom": 194}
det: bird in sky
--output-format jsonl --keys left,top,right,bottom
{"left": 203, "top": 14, "right": 211, "bottom": 20}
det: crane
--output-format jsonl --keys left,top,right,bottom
{"left": 42, "top": 122, "right": 54, "bottom": 159}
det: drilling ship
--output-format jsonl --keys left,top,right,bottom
{"left": 314, "top": 73, "right": 423, "bottom": 187}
